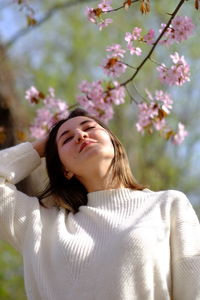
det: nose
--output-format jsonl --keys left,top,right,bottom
{"left": 75, "top": 129, "right": 88, "bottom": 143}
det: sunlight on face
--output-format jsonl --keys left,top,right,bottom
{"left": 56, "top": 116, "right": 115, "bottom": 177}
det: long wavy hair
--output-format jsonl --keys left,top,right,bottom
{"left": 39, "top": 108, "right": 144, "bottom": 213}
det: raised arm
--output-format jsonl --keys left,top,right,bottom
{"left": 0, "top": 142, "right": 42, "bottom": 252}
{"left": 32, "top": 136, "right": 48, "bottom": 158}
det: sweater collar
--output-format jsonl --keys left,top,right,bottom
{"left": 87, "top": 188, "right": 149, "bottom": 209}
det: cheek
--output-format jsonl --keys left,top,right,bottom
{"left": 100, "top": 133, "right": 115, "bottom": 155}
{"left": 58, "top": 146, "right": 75, "bottom": 168}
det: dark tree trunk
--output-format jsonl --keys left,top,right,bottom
{"left": 0, "top": 44, "right": 19, "bottom": 149}
{"left": 0, "top": 95, "right": 15, "bottom": 149}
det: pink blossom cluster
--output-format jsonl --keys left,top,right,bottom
{"left": 125, "top": 27, "right": 143, "bottom": 56}
{"left": 157, "top": 52, "right": 190, "bottom": 86}
{"left": 25, "top": 86, "right": 41, "bottom": 104}
{"left": 135, "top": 90, "right": 188, "bottom": 144}
{"left": 160, "top": 16, "right": 195, "bottom": 45}
{"left": 136, "top": 90, "right": 173, "bottom": 133}
{"left": 86, "top": 0, "right": 113, "bottom": 31}
{"left": 102, "top": 44, "right": 127, "bottom": 77}
{"left": 77, "top": 80, "right": 125, "bottom": 123}
{"left": 25, "top": 86, "right": 69, "bottom": 139}
{"left": 171, "top": 122, "right": 188, "bottom": 145}
{"left": 143, "top": 29, "right": 155, "bottom": 45}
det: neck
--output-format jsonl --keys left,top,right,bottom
{"left": 76, "top": 168, "right": 124, "bottom": 193}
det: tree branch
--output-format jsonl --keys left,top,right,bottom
{"left": 124, "top": 85, "right": 139, "bottom": 104}
{"left": 120, "top": 0, "right": 186, "bottom": 87}
{"left": 103, "top": 0, "right": 140, "bottom": 13}
{"left": 5, "top": 0, "right": 97, "bottom": 49}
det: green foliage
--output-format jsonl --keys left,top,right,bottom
{"left": 0, "top": 241, "right": 26, "bottom": 300}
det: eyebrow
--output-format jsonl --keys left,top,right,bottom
{"left": 58, "top": 120, "right": 93, "bottom": 142}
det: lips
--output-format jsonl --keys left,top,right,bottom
{"left": 79, "top": 141, "right": 95, "bottom": 152}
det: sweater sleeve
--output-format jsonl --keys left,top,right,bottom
{"left": 170, "top": 191, "right": 200, "bottom": 300}
{"left": 0, "top": 142, "right": 42, "bottom": 252}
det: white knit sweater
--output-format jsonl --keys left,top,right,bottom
{"left": 0, "top": 143, "right": 200, "bottom": 300}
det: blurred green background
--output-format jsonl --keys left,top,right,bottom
{"left": 0, "top": 0, "right": 199, "bottom": 298}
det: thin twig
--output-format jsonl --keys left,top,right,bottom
{"left": 132, "top": 82, "right": 147, "bottom": 102}
{"left": 102, "top": 0, "right": 140, "bottom": 13}
{"left": 125, "top": 85, "right": 139, "bottom": 104}
{"left": 149, "top": 57, "right": 163, "bottom": 67}
{"left": 121, "top": 61, "right": 137, "bottom": 70}
{"left": 120, "top": 0, "right": 186, "bottom": 87}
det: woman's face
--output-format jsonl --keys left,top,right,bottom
{"left": 56, "top": 116, "right": 115, "bottom": 178}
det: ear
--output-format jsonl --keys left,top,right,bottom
{"left": 64, "top": 170, "right": 74, "bottom": 180}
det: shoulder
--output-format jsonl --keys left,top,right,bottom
{"left": 145, "top": 189, "right": 199, "bottom": 225}
{"left": 142, "top": 188, "right": 188, "bottom": 202}
{"left": 144, "top": 189, "right": 192, "bottom": 212}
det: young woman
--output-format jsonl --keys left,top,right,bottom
{"left": 0, "top": 108, "right": 200, "bottom": 300}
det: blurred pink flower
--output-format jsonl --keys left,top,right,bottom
{"left": 107, "top": 81, "right": 125, "bottom": 105}
{"left": 86, "top": 7, "right": 97, "bottom": 23}
{"left": 125, "top": 27, "right": 142, "bottom": 45}
{"left": 106, "top": 44, "right": 126, "bottom": 58}
{"left": 172, "top": 122, "right": 188, "bottom": 145}
{"left": 98, "top": 0, "right": 112, "bottom": 11}
{"left": 102, "top": 56, "right": 127, "bottom": 77}
{"left": 157, "top": 52, "right": 190, "bottom": 86}
{"left": 127, "top": 45, "right": 142, "bottom": 56}
{"left": 136, "top": 90, "right": 173, "bottom": 134}
{"left": 143, "top": 29, "right": 155, "bottom": 45}
{"left": 159, "top": 16, "right": 195, "bottom": 45}
{"left": 154, "top": 90, "right": 173, "bottom": 114}
{"left": 77, "top": 80, "right": 125, "bottom": 123}
{"left": 25, "top": 86, "right": 41, "bottom": 104}
{"left": 98, "top": 18, "right": 113, "bottom": 30}
{"left": 125, "top": 28, "right": 142, "bottom": 56}
{"left": 26, "top": 87, "right": 69, "bottom": 139}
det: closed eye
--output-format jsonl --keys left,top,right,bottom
{"left": 63, "top": 136, "right": 73, "bottom": 144}
{"left": 62, "top": 126, "right": 95, "bottom": 145}
{"left": 85, "top": 126, "right": 95, "bottom": 131}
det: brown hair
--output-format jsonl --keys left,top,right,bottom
{"left": 39, "top": 108, "right": 144, "bottom": 213}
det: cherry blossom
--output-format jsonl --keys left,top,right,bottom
{"left": 25, "top": 87, "right": 69, "bottom": 139}
{"left": 77, "top": 80, "right": 125, "bottom": 123}
{"left": 172, "top": 122, "right": 188, "bottom": 145}
{"left": 102, "top": 57, "right": 126, "bottom": 77}
{"left": 157, "top": 52, "right": 190, "bottom": 86}
{"left": 125, "top": 28, "right": 142, "bottom": 56}
{"left": 102, "top": 44, "right": 127, "bottom": 77}
{"left": 86, "top": 7, "right": 98, "bottom": 23}
{"left": 106, "top": 81, "right": 125, "bottom": 105}
{"left": 86, "top": 6, "right": 113, "bottom": 30}
{"left": 125, "top": 27, "right": 142, "bottom": 44}
{"left": 98, "top": 18, "right": 113, "bottom": 30}
{"left": 127, "top": 45, "right": 142, "bottom": 56}
{"left": 98, "top": 0, "right": 112, "bottom": 12}
{"left": 106, "top": 44, "right": 126, "bottom": 58}
{"left": 136, "top": 90, "right": 173, "bottom": 134}
{"left": 25, "top": 86, "right": 42, "bottom": 104}
{"left": 136, "top": 102, "right": 160, "bottom": 133}
{"left": 154, "top": 90, "right": 173, "bottom": 114}
{"left": 160, "top": 16, "right": 195, "bottom": 45}
{"left": 143, "top": 29, "right": 155, "bottom": 45}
